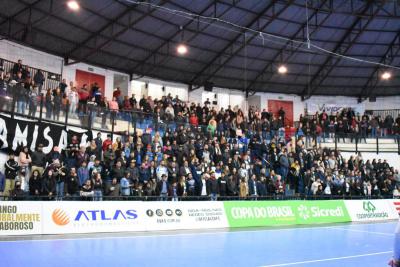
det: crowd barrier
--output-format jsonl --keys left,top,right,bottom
{"left": 0, "top": 200, "right": 398, "bottom": 236}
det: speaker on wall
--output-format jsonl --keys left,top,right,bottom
{"left": 204, "top": 81, "right": 214, "bottom": 92}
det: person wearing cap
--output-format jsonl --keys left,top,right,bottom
{"left": 87, "top": 154, "right": 97, "bottom": 170}
{"left": 4, "top": 153, "right": 19, "bottom": 198}
{"left": 31, "top": 144, "right": 46, "bottom": 176}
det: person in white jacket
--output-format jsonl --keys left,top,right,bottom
{"left": 68, "top": 86, "right": 79, "bottom": 118}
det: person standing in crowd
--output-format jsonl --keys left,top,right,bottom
{"left": 0, "top": 170, "right": 5, "bottom": 197}
{"left": 45, "top": 88, "right": 53, "bottom": 119}
{"left": 207, "top": 172, "right": 218, "bottom": 201}
{"left": 29, "top": 170, "right": 42, "bottom": 199}
{"left": 68, "top": 86, "right": 79, "bottom": 118}
{"left": 19, "top": 146, "right": 32, "bottom": 193}
{"left": 12, "top": 59, "right": 23, "bottom": 78}
{"left": 65, "top": 167, "right": 80, "bottom": 199}
{"left": 108, "top": 96, "right": 119, "bottom": 124}
{"left": 75, "top": 160, "right": 87, "bottom": 184}
{"left": 4, "top": 153, "right": 19, "bottom": 198}
{"left": 52, "top": 87, "right": 62, "bottom": 121}
{"left": 42, "top": 169, "right": 56, "bottom": 200}
{"left": 33, "top": 69, "right": 45, "bottom": 92}
{"left": 80, "top": 179, "right": 94, "bottom": 201}
{"left": 78, "top": 84, "right": 89, "bottom": 116}
{"left": 15, "top": 71, "right": 27, "bottom": 114}
{"left": 59, "top": 78, "right": 68, "bottom": 95}
{"left": 156, "top": 174, "right": 169, "bottom": 201}
{"left": 28, "top": 86, "right": 39, "bottom": 118}
{"left": 93, "top": 172, "right": 104, "bottom": 201}
{"left": 120, "top": 172, "right": 131, "bottom": 198}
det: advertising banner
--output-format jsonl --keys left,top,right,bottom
{"left": 345, "top": 200, "right": 398, "bottom": 222}
{"left": 41, "top": 201, "right": 147, "bottom": 234}
{"left": 144, "top": 202, "right": 228, "bottom": 231}
{"left": 306, "top": 103, "right": 364, "bottom": 115}
{"left": 0, "top": 201, "right": 42, "bottom": 236}
{"left": 223, "top": 200, "right": 351, "bottom": 228}
{"left": 0, "top": 114, "right": 92, "bottom": 153}
{"left": 386, "top": 199, "right": 400, "bottom": 217}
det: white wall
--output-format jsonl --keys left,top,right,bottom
{"left": 365, "top": 96, "right": 400, "bottom": 111}
{"left": 0, "top": 39, "right": 62, "bottom": 73}
{"left": 130, "top": 76, "right": 189, "bottom": 103}
{"left": 248, "top": 95, "right": 261, "bottom": 110}
{"left": 189, "top": 87, "right": 247, "bottom": 113}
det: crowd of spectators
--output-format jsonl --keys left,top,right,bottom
{"left": 1, "top": 59, "right": 400, "bottom": 201}
{"left": 1, "top": 59, "right": 400, "bottom": 143}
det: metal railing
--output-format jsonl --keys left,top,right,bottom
{"left": 1, "top": 194, "right": 397, "bottom": 201}
{"left": 1, "top": 58, "right": 61, "bottom": 91}
{"left": 366, "top": 109, "right": 400, "bottom": 120}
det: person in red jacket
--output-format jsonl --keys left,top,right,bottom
{"left": 102, "top": 134, "right": 112, "bottom": 151}
{"left": 78, "top": 84, "right": 89, "bottom": 114}
{"left": 189, "top": 113, "right": 198, "bottom": 127}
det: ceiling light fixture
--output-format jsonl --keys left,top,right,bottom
{"left": 278, "top": 65, "right": 287, "bottom": 74}
{"left": 67, "top": 1, "right": 80, "bottom": 11}
{"left": 177, "top": 44, "right": 188, "bottom": 55}
{"left": 381, "top": 71, "right": 391, "bottom": 80}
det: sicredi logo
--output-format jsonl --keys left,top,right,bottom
{"left": 297, "top": 205, "right": 344, "bottom": 220}
{"left": 52, "top": 209, "right": 138, "bottom": 226}
{"left": 52, "top": 209, "right": 70, "bottom": 226}
{"left": 297, "top": 205, "right": 310, "bottom": 220}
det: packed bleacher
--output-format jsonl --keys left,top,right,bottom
{"left": 1, "top": 58, "right": 400, "bottom": 201}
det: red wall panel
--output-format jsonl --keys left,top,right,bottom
{"left": 267, "top": 100, "right": 294, "bottom": 126}
{"left": 75, "top": 70, "right": 105, "bottom": 96}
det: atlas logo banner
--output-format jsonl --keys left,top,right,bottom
{"left": 52, "top": 208, "right": 138, "bottom": 226}
{"left": 43, "top": 202, "right": 146, "bottom": 234}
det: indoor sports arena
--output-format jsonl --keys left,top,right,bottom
{"left": 0, "top": 1, "right": 400, "bottom": 266}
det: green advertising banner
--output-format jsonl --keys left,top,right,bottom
{"left": 223, "top": 200, "right": 351, "bottom": 228}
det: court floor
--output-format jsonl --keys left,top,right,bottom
{"left": 0, "top": 221, "right": 397, "bottom": 267}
